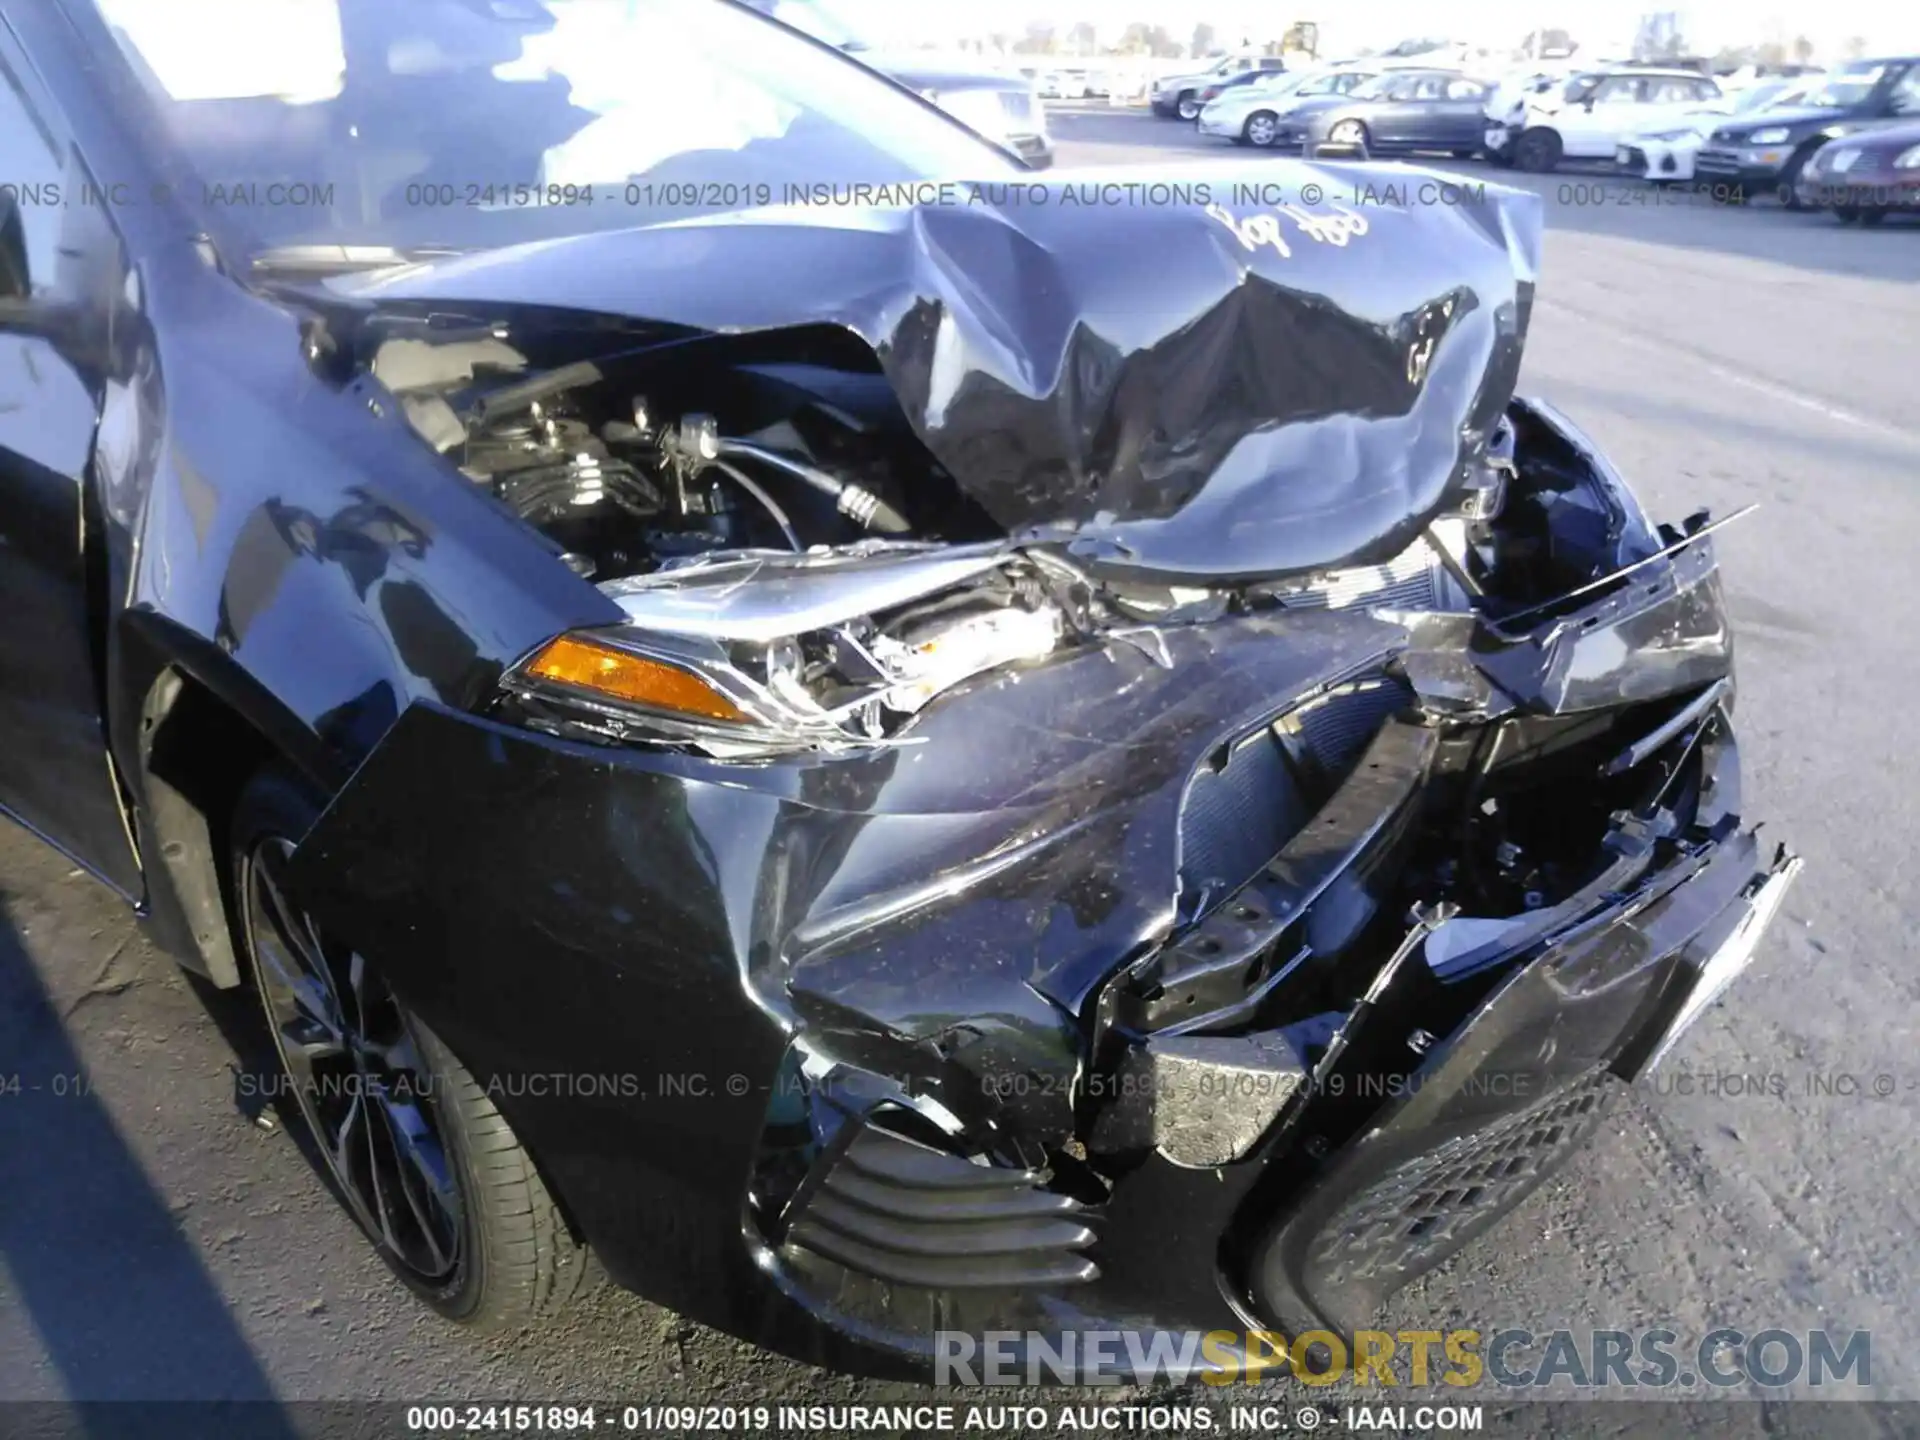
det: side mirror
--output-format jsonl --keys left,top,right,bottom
{"left": 0, "top": 190, "right": 86, "bottom": 350}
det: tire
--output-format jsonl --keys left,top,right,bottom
{"left": 1835, "top": 206, "right": 1861, "bottom": 224}
{"left": 1858, "top": 210, "right": 1887, "bottom": 228}
{"left": 1176, "top": 91, "right": 1200, "bottom": 122}
{"left": 1328, "top": 119, "right": 1371, "bottom": 151}
{"left": 1512, "top": 127, "right": 1561, "bottom": 173}
{"left": 230, "top": 766, "right": 599, "bottom": 1329}
{"left": 1778, "top": 146, "right": 1819, "bottom": 210}
{"left": 1244, "top": 110, "right": 1282, "bottom": 148}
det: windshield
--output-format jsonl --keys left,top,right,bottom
{"left": 1298, "top": 70, "right": 1363, "bottom": 96}
{"left": 85, "top": 0, "right": 1017, "bottom": 264}
{"left": 1804, "top": 66, "right": 1885, "bottom": 107}
{"left": 746, "top": 0, "right": 865, "bottom": 50}
{"left": 1736, "top": 79, "right": 1815, "bottom": 112}
{"left": 1734, "top": 80, "right": 1788, "bottom": 112}
{"left": 1249, "top": 71, "right": 1305, "bottom": 95}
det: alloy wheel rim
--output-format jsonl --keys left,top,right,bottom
{"left": 1249, "top": 115, "right": 1277, "bottom": 145}
{"left": 1179, "top": 96, "right": 1199, "bottom": 120}
{"left": 1332, "top": 121, "right": 1364, "bottom": 144}
{"left": 247, "top": 837, "right": 463, "bottom": 1282}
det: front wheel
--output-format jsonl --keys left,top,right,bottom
{"left": 1245, "top": 110, "right": 1282, "bottom": 148}
{"left": 1176, "top": 91, "right": 1201, "bottom": 122}
{"left": 1512, "top": 127, "right": 1561, "bottom": 173}
{"left": 1778, "top": 145, "right": 1824, "bottom": 210}
{"left": 232, "top": 767, "right": 599, "bottom": 1329}
{"left": 1835, "top": 205, "right": 1861, "bottom": 224}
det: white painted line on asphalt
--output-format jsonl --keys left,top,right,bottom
{"left": 1537, "top": 295, "right": 1920, "bottom": 451}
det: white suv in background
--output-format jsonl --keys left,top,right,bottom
{"left": 1485, "top": 66, "right": 1724, "bottom": 171}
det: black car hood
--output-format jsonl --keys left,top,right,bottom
{"left": 1718, "top": 104, "right": 1861, "bottom": 135}
{"left": 337, "top": 159, "right": 1541, "bottom": 581}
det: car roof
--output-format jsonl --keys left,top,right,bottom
{"left": 1586, "top": 67, "right": 1712, "bottom": 80}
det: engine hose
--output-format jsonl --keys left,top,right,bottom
{"left": 714, "top": 439, "right": 911, "bottom": 535}
{"left": 711, "top": 459, "right": 802, "bottom": 552}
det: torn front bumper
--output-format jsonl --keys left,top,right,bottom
{"left": 281, "top": 707, "right": 1792, "bottom": 1373}
{"left": 280, "top": 405, "right": 1794, "bottom": 1375}
{"left": 1248, "top": 800, "right": 1799, "bottom": 1338}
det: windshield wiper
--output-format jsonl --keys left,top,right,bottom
{"left": 249, "top": 244, "right": 466, "bottom": 278}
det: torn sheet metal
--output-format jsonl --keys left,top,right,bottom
{"left": 336, "top": 160, "right": 1543, "bottom": 581}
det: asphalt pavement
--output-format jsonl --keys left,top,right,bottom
{"left": 4, "top": 107, "right": 1919, "bottom": 1428}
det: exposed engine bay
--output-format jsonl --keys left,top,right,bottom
{"left": 367, "top": 323, "right": 1000, "bottom": 583}
{"left": 348, "top": 312, "right": 1697, "bottom": 769}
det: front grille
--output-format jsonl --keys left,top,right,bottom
{"left": 785, "top": 1126, "right": 1097, "bottom": 1289}
{"left": 1303, "top": 1070, "right": 1616, "bottom": 1285}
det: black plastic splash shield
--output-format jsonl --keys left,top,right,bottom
{"left": 337, "top": 159, "right": 1543, "bottom": 581}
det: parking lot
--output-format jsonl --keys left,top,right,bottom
{"left": 4, "top": 105, "right": 1920, "bottom": 1425}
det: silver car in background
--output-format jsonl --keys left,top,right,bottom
{"left": 1198, "top": 64, "right": 1395, "bottom": 147}
{"left": 743, "top": 0, "right": 1052, "bottom": 166}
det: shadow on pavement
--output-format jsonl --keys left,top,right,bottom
{"left": 0, "top": 883, "right": 295, "bottom": 1434}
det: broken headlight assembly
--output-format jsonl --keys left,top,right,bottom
{"left": 500, "top": 545, "right": 1072, "bottom": 755}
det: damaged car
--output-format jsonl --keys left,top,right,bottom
{"left": 0, "top": 0, "right": 1797, "bottom": 1375}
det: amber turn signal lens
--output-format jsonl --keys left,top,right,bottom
{"left": 524, "top": 634, "right": 745, "bottom": 723}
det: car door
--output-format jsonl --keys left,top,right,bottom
{"left": 1434, "top": 77, "right": 1490, "bottom": 148}
{"left": 1643, "top": 75, "right": 1716, "bottom": 132}
{"left": 1366, "top": 74, "right": 1428, "bottom": 145}
{"left": 0, "top": 25, "right": 141, "bottom": 894}
{"left": 1560, "top": 74, "right": 1644, "bottom": 156}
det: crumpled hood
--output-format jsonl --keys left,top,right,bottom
{"left": 339, "top": 159, "right": 1542, "bottom": 581}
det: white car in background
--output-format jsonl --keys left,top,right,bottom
{"left": 1196, "top": 63, "right": 1383, "bottom": 146}
{"left": 1485, "top": 66, "right": 1723, "bottom": 171}
{"left": 1617, "top": 77, "right": 1816, "bottom": 182}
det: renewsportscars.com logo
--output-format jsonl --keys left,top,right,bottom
{"left": 933, "top": 1328, "right": 1872, "bottom": 1390}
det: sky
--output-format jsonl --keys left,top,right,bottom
{"left": 830, "top": 0, "right": 1920, "bottom": 61}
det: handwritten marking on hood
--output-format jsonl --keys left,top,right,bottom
{"left": 1204, "top": 201, "right": 1370, "bottom": 259}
